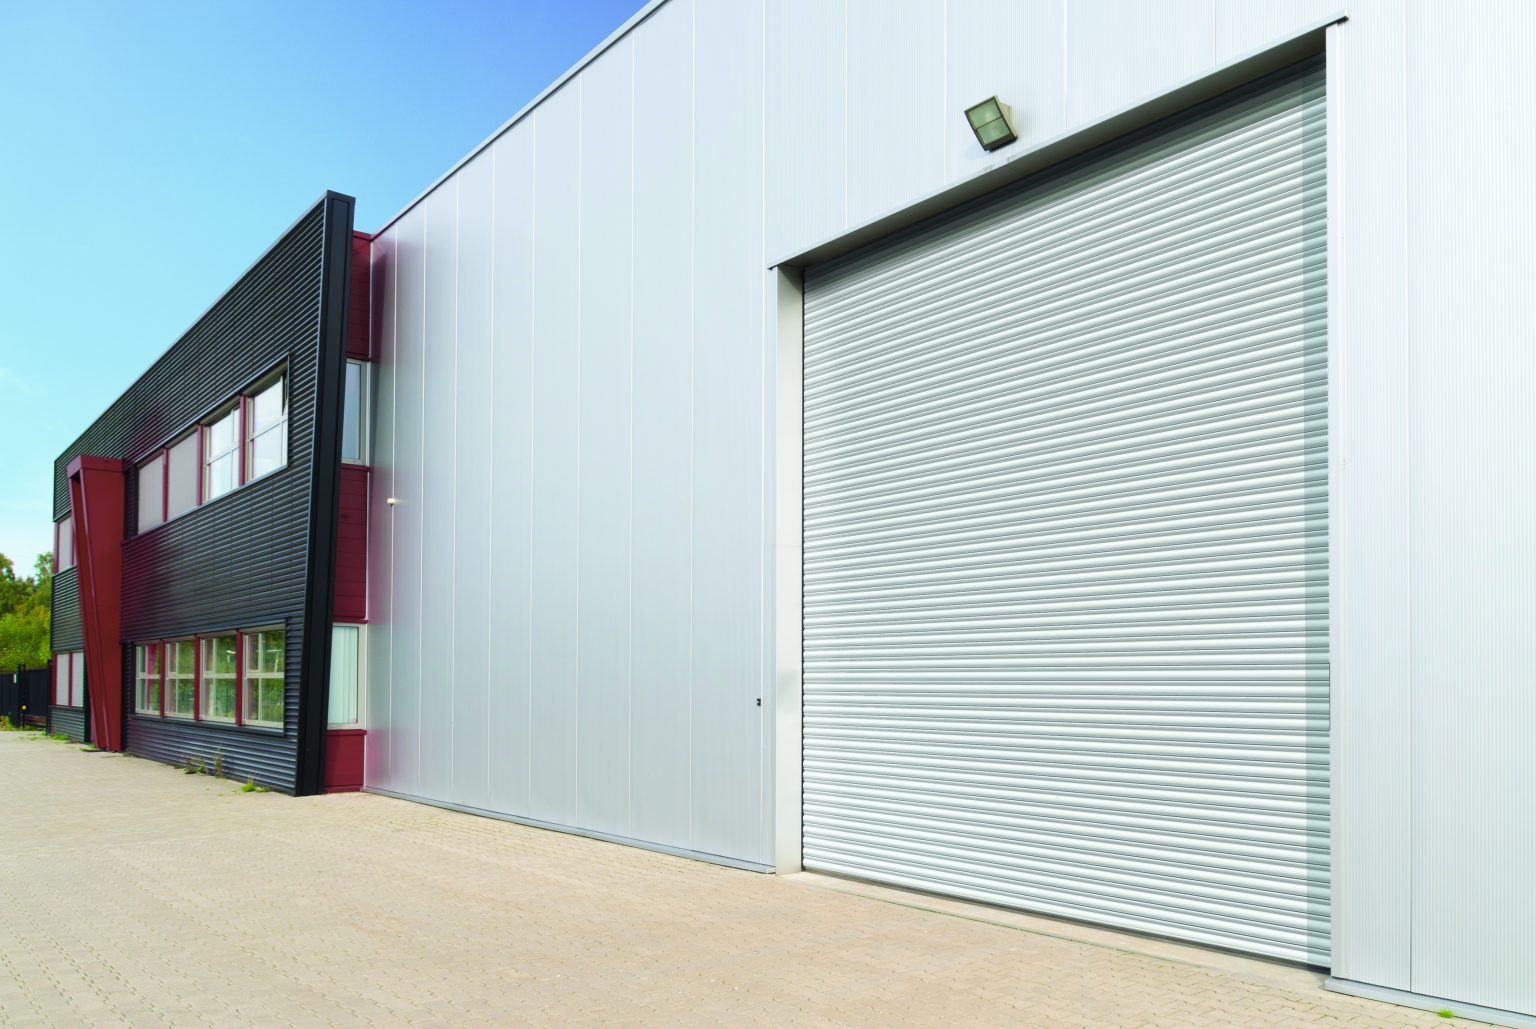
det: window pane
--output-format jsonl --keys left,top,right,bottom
{"left": 206, "top": 453, "right": 236, "bottom": 501}
{"left": 261, "top": 629, "right": 285, "bottom": 673}
{"left": 53, "top": 655, "right": 68, "bottom": 706}
{"left": 207, "top": 636, "right": 236, "bottom": 675}
{"left": 248, "top": 425, "right": 285, "bottom": 479}
{"left": 328, "top": 625, "right": 359, "bottom": 725}
{"left": 137, "top": 454, "right": 165, "bottom": 532}
{"left": 70, "top": 651, "right": 84, "bottom": 706}
{"left": 246, "top": 677, "right": 283, "bottom": 727}
{"left": 250, "top": 377, "right": 285, "bottom": 433}
{"left": 167, "top": 434, "right": 199, "bottom": 517}
{"left": 206, "top": 409, "right": 237, "bottom": 455}
{"left": 342, "top": 362, "right": 362, "bottom": 462}
{"left": 56, "top": 517, "right": 73, "bottom": 570}
{"left": 170, "top": 678, "right": 196, "bottom": 718}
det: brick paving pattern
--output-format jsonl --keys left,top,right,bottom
{"left": 0, "top": 732, "right": 1488, "bottom": 1027}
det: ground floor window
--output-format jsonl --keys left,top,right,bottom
{"left": 200, "top": 635, "right": 237, "bottom": 723}
{"left": 131, "top": 627, "right": 286, "bottom": 729}
{"left": 328, "top": 624, "right": 363, "bottom": 727}
{"left": 52, "top": 651, "right": 84, "bottom": 707}
{"left": 243, "top": 628, "right": 285, "bottom": 728}
{"left": 166, "top": 639, "right": 196, "bottom": 718}
{"left": 134, "top": 643, "right": 162, "bottom": 715}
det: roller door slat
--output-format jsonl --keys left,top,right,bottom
{"left": 801, "top": 62, "right": 1329, "bottom": 965}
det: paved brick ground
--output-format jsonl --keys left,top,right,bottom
{"left": 0, "top": 732, "right": 1488, "bottom": 1027}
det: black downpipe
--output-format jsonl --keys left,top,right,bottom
{"left": 295, "top": 191, "right": 355, "bottom": 796}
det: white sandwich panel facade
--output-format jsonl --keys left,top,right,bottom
{"left": 364, "top": 0, "right": 1536, "bottom": 1019}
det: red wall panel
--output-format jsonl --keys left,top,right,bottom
{"left": 347, "top": 232, "right": 372, "bottom": 360}
{"left": 333, "top": 465, "right": 369, "bottom": 621}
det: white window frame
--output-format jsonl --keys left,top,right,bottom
{"left": 165, "top": 638, "right": 197, "bottom": 720}
{"left": 203, "top": 405, "right": 241, "bottom": 503}
{"left": 341, "top": 360, "right": 369, "bottom": 465}
{"left": 55, "top": 516, "right": 74, "bottom": 572}
{"left": 245, "top": 373, "right": 288, "bottom": 483}
{"left": 53, "top": 653, "right": 72, "bottom": 706}
{"left": 328, "top": 623, "right": 366, "bottom": 728}
{"left": 199, "top": 634, "right": 238, "bottom": 724}
{"left": 134, "top": 643, "right": 162, "bottom": 715}
{"left": 242, "top": 626, "right": 286, "bottom": 729}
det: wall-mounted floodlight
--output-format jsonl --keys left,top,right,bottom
{"left": 965, "top": 96, "right": 1017, "bottom": 151}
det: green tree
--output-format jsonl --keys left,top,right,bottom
{"left": 0, "top": 552, "right": 52, "bottom": 673}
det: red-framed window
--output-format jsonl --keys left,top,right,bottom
{"left": 165, "top": 638, "right": 197, "bottom": 719}
{"left": 52, "top": 651, "right": 84, "bottom": 708}
{"left": 131, "top": 366, "right": 288, "bottom": 536}
{"left": 242, "top": 627, "right": 285, "bottom": 728}
{"left": 134, "top": 643, "right": 163, "bottom": 716}
{"left": 199, "top": 634, "right": 239, "bottom": 723}
{"left": 133, "top": 628, "right": 285, "bottom": 731}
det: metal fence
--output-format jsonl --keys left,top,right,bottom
{"left": 1, "top": 669, "right": 49, "bottom": 728}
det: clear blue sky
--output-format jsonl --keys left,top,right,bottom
{"left": 0, "top": 0, "right": 647, "bottom": 568}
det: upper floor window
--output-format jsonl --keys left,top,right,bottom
{"left": 203, "top": 406, "right": 240, "bottom": 502}
{"left": 247, "top": 374, "right": 287, "bottom": 480}
{"left": 133, "top": 364, "right": 290, "bottom": 536}
{"left": 54, "top": 515, "right": 74, "bottom": 571}
{"left": 137, "top": 452, "right": 166, "bottom": 532}
{"left": 341, "top": 361, "right": 367, "bottom": 464}
{"left": 166, "top": 432, "right": 199, "bottom": 519}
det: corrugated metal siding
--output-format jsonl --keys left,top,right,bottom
{"left": 48, "top": 706, "right": 86, "bottom": 743}
{"left": 53, "top": 199, "right": 347, "bottom": 794}
{"left": 801, "top": 63, "right": 1328, "bottom": 964}
{"left": 51, "top": 569, "right": 82, "bottom": 652}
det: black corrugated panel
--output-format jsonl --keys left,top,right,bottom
{"left": 51, "top": 569, "right": 82, "bottom": 651}
{"left": 48, "top": 706, "right": 86, "bottom": 743}
{"left": 51, "top": 194, "right": 354, "bottom": 794}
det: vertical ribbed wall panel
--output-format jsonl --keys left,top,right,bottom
{"left": 801, "top": 63, "right": 1328, "bottom": 964}
{"left": 50, "top": 569, "right": 82, "bottom": 652}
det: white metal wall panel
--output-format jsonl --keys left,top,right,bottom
{"left": 418, "top": 179, "right": 458, "bottom": 802}
{"left": 690, "top": 0, "right": 766, "bottom": 861}
{"left": 1064, "top": 0, "right": 1215, "bottom": 127}
{"left": 485, "top": 123, "right": 537, "bottom": 817}
{"left": 389, "top": 207, "right": 426, "bottom": 800}
{"left": 1403, "top": 1, "right": 1536, "bottom": 1015}
{"left": 576, "top": 37, "right": 635, "bottom": 839}
{"left": 1325, "top": 4, "right": 1413, "bottom": 992}
{"left": 764, "top": 0, "right": 845, "bottom": 263}
{"left": 529, "top": 86, "right": 583, "bottom": 828}
{"left": 452, "top": 152, "right": 494, "bottom": 812}
{"left": 944, "top": 0, "right": 1066, "bottom": 183}
{"left": 845, "top": 0, "right": 946, "bottom": 229}
{"left": 629, "top": 0, "right": 696, "bottom": 848}
{"left": 801, "top": 65, "right": 1329, "bottom": 964}
{"left": 365, "top": 231, "right": 396, "bottom": 787}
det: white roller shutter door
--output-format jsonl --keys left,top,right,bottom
{"left": 801, "top": 62, "right": 1328, "bottom": 964}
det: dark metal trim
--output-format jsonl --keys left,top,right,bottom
{"left": 295, "top": 191, "right": 356, "bottom": 796}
